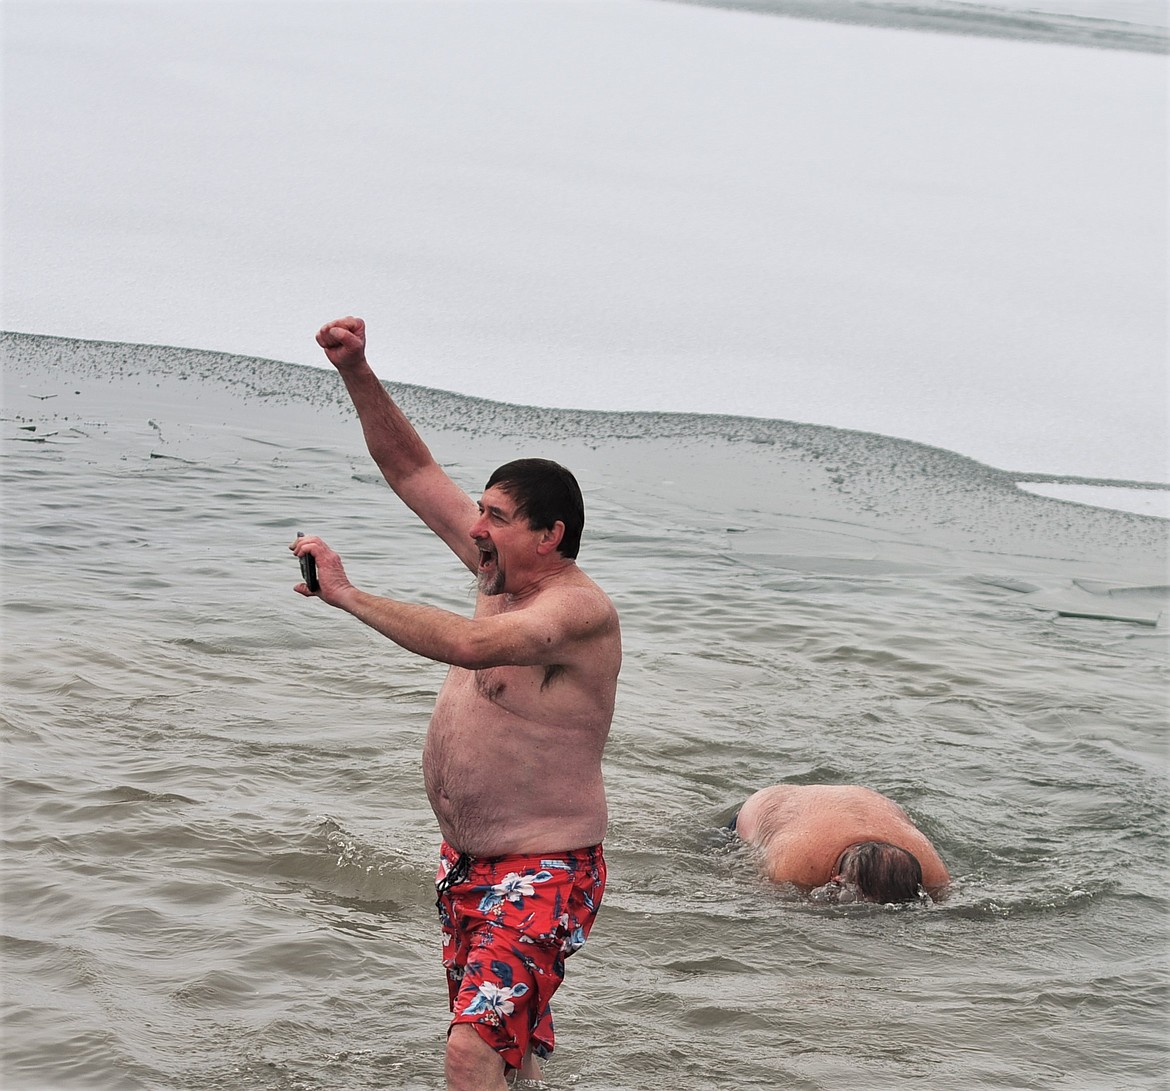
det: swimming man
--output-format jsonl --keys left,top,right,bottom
{"left": 731, "top": 784, "right": 950, "bottom": 903}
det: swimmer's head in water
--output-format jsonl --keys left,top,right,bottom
{"left": 822, "top": 841, "right": 926, "bottom": 905}
{"left": 809, "top": 879, "right": 862, "bottom": 905}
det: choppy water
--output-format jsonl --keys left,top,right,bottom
{"left": 2, "top": 332, "right": 1168, "bottom": 1090}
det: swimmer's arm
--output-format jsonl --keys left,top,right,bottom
{"left": 919, "top": 854, "right": 951, "bottom": 898}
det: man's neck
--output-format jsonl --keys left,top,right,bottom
{"left": 497, "top": 558, "right": 579, "bottom": 604}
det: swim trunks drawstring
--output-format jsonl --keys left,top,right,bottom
{"left": 435, "top": 850, "right": 473, "bottom": 905}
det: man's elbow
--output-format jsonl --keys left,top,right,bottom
{"left": 444, "top": 634, "right": 502, "bottom": 671}
{"left": 445, "top": 633, "right": 539, "bottom": 671}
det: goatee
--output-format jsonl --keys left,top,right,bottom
{"left": 477, "top": 568, "right": 505, "bottom": 596}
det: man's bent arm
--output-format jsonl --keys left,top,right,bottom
{"left": 318, "top": 317, "right": 479, "bottom": 571}
{"left": 336, "top": 587, "right": 596, "bottom": 670}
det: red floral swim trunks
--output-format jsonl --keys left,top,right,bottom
{"left": 434, "top": 841, "right": 606, "bottom": 1070}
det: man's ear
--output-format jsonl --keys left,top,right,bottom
{"left": 536, "top": 521, "right": 566, "bottom": 555}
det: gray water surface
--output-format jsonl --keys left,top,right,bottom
{"left": 2, "top": 335, "right": 1168, "bottom": 1089}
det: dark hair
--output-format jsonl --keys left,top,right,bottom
{"left": 485, "top": 458, "right": 585, "bottom": 560}
{"left": 836, "top": 842, "right": 924, "bottom": 904}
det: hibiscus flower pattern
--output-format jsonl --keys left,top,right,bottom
{"left": 462, "top": 960, "right": 531, "bottom": 1023}
{"left": 476, "top": 869, "right": 554, "bottom": 913}
{"left": 434, "top": 843, "right": 607, "bottom": 1070}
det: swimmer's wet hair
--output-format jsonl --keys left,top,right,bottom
{"left": 835, "top": 841, "right": 924, "bottom": 904}
{"left": 486, "top": 458, "right": 585, "bottom": 559}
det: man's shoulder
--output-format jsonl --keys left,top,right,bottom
{"left": 539, "top": 565, "right": 616, "bottom": 613}
{"left": 537, "top": 571, "right": 621, "bottom": 664}
{"left": 484, "top": 567, "right": 617, "bottom": 640}
{"left": 568, "top": 578, "right": 620, "bottom": 638}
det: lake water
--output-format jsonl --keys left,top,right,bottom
{"left": 2, "top": 331, "right": 1167, "bottom": 1089}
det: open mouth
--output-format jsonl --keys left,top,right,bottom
{"left": 476, "top": 544, "right": 503, "bottom": 594}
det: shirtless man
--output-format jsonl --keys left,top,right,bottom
{"left": 291, "top": 316, "right": 621, "bottom": 1091}
{"left": 731, "top": 784, "right": 950, "bottom": 903}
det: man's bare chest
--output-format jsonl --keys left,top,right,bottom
{"left": 471, "top": 662, "right": 565, "bottom": 706}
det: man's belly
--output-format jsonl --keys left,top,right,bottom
{"left": 422, "top": 673, "right": 608, "bottom": 856}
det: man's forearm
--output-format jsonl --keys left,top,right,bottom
{"left": 336, "top": 586, "right": 480, "bottom": 667}
{"left": 332, "top": 357, "right": 479, "bottom": 570}
{"left": 336, "top": 361, "right": 434, "bottom": 488}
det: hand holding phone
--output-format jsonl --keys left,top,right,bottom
{"left": 295, "top": 531, "right": 320, "bottom": 593}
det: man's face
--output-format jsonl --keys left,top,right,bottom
{"left": 470, "top": 485, "right": 539, "bottom": 596}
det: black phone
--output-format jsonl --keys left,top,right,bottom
{"left": 296, "top": 531, "right": 319, "bottom": 592}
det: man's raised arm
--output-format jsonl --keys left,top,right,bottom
{"left": 316, "top": 317, "right": 480, "bottom": 571}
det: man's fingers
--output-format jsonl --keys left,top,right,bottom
{"left": 315, "top": 327, "right": 361, "bottom": 351}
